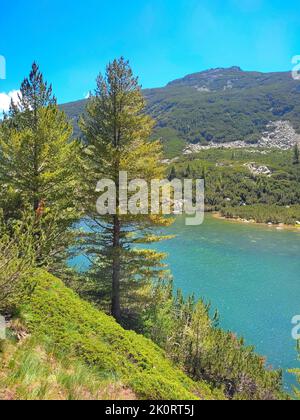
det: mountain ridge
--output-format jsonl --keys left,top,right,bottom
{"left": 61, "top": 66, "right": 300, "bottom": 157}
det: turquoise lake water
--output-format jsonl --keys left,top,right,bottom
{"left": 71, "top": 214, "right": 300, "bottom": 391}
{"left": 153, "top": 214, "right": 300, "bottom": 391}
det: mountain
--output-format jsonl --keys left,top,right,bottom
{"left": 61, "top": 67, "right": 300, "bottom": 157}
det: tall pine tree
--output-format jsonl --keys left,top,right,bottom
{"left": 0, "top": 63, "right": 80, "bottom": 270}
{"left": 79, "top": 58, "right": 172, "bottom": 323}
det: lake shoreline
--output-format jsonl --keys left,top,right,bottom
{"left": 212, "top": 212, "right": 300, "bottom": 232}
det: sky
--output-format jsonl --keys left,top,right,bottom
{"left": 1, "top": 0, "right": 300, "bottom": 109}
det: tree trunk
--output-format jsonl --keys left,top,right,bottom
{"left": 111, "top": 215, "right": 121, "bottom": 321}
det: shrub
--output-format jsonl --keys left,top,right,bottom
{"left": 19, "top": 270, "right": 224, "bottom": 400}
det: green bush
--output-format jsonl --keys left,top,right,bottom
{"left": 19, "top": 270, "right": 224, "bottom": 400}
{"left": 143, "top": 286, "right": 286, "bottom": 400}
{"left": 221, "top": 205, "right": 300, "bottom": 225}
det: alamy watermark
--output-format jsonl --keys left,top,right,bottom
{"left": 0, "top": 55, "right": 6, "bottom": 80}
{"left": 0, "top": 315, "right": 6, "bottom": 340}
{"left": 292, "top": 315, "right": 300, "bottom": 341}
{"left": 292, "top": 56, "right": 300, "bottom": 81}
{"left": 96, "top": 172, "right": 205, "bottom": 226}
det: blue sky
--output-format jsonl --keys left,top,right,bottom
{"left": 1, "top": 0, "right": 300, "bottom": 106}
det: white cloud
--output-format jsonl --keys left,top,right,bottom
{"left": 0, "top": 90, "right": 21, "bottom": 114}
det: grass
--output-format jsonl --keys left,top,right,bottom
{"left": 0, "top": 338, "right": 135, "bottom": 400}
{"left": 0, "top": 270, "right": 225, "bottom": 400}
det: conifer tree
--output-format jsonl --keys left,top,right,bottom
{"left": 79, "top": 58, "right": 172, "bottom": 322}
{"left": 186, "top": 164, "right": 191, "bottom": 178}
{"left": 168, "top": 166, "right": 176, "bottom": 181}
{"left": 0, "top": 63, "right": 80, "bottom": 269}
{"left": 0, "top": 214, "right": 35, "bottom": 312}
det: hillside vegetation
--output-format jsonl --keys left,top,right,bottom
{"left": 61, "top": 67, "right": 300, "bottom": 157}
{"left": 0, "top": 271, "right": 224, "bottom": 401}
{"left": 220, "top": 204, "right": 300, "bottom": 226}
{"left": 0, "top": 338, "right": 136, "bottom": 400}
{"left": 167, "top": 148, "right": 300, "bottom": 224}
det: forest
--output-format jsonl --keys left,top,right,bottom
{"left": 167, "top": 147, "right": 300, "bottom": 225}
{"left": 62, "top": 66, "right": 300, "bottom": 158}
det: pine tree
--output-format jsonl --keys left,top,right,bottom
{"left": 0, "top": 213, "right": 35, "bottom": 312}
{"left": 186, "top": 164, "right": 191, "bottom": 178}
{"left": 7, "top": 62, "right": 56, "bottom": 137}
{"left": 0, "top": 63, "right": 80, "bottom": 268}
{"left": 168, "top": 166, "right": 176, "bottom": 181}
{"left": 79, "top": 58, "right": 172, "bottom": 322}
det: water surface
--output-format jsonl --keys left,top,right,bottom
{"left": 154, "top": 214, "right": 300, "bottom": 391}
{"left": 71, "top": 214, "right": 300, "bottom": 391}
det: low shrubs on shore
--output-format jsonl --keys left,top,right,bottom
{"left": 220, "top": 205, "right": 300, "bottom": 225}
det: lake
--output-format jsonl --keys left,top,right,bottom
{"left": 71, "top": 214, "right": 300, "bottom": 391}
{"left": 153, "top": 214, "right": 300, "bottom": 391}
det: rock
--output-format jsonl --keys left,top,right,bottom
{"left": 223, "top": 81, "right": 233, "bottom": 91}
{"left": 183, "top": 141, "right": 256, "bottom": 154}
{"left": 161, "top": 157, "right": 179, "bottom": 165}
{"left": 183, "top": 120, "right": 300, "bottom": 155}
{"left": 194, "top": 85, "right": 210, "bottom": 92}
{"left": 244, "top": 162, "right": 272, "bottom": 176}
{"left": 259, "top": 121, "right": 300, "bottom": 150}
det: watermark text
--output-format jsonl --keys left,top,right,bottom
{"left": 291, "top": 315, "right": 300, "bottom": 340}
{"left": 0, "top": 315, "right": 6, "bottom": 340}
{"left": 0, "top": 55, "right": 6, "bottom": 80}
{"left": 96, "top": 172, "right": 205, "bottom": 226}
{"left": 292, "top": 55, "right": 300, "bottom": 81}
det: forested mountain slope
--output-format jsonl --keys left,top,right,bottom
{"left": 61, "top": 67, "right": 300, "bottom": 156}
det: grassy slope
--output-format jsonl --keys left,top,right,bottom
{"left": 0, "top": 338, "right": 136, "bottom": 400}
{"left": 0, "top": 270, "right": 224, "bottom": 400}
